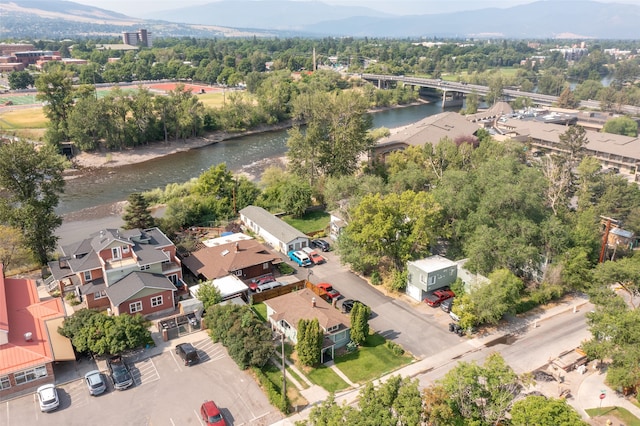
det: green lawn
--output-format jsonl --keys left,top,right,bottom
{"left": 251, "top": 302, "right": 267, "bottom": 322}
{"left": 586, "top": 406, "right": 640, "bottom": 426}
{"left": 286, "top": 366, "right": 309, "bottom": 390}
{"left": 307, "top": 364, "right": 349, "bottom": 393}
{"left": 335, "top": 334, "right": 413, "bottom": 384}
{"left": 282, "top": 211, "right": 330, "bottom": 235}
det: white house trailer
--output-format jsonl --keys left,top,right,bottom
{"left": 239, "top": 206, "right": 310, "bottom": 254}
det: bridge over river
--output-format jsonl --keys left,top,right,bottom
{"left": 360, "top": 73, "right": 640, "bottom": 116}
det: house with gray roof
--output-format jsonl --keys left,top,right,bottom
{"left": 46, "top": 227, "right": 182, "bottom": 317}
{"left": 239, "top": 206, "right": 310, "bottom": 254}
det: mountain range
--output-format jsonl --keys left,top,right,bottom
{"left": 1, "top": 0, "right": 639, "bottom": 39}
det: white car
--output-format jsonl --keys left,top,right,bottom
{"left": 36, "top": 384, "right": 60, "bottom": 412}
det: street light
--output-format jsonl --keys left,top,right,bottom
{"left": 307, "top": 269, "right": 313, "bottom": 283}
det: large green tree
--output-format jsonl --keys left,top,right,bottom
{"left": 0, "top": 140, "right": 65, "bottom": 264}
{"left": 471, "top": 269, "right": 524, "bottom": 325}
{"left": 36, "top": 69, "right": 75, "bottom": 146}
{"left": 602, "top": 116, "right": 638, "bottom": 137}
{"left": 296, "top": 318, "right": 323, "bottom": 367}
{"left": 349, "top": 302, "right": 371, "bottom": 345}
{"left": 122, "top": 193, "right": 155, "bottom": 230}
{"left": 510, "top": 395, "right": 587, "bottom": 426}
{"left": 58, "top": 309, "right": 151, "bottom": 355}
{"left": 8, "top": 70, "right": 34, "bottom": 90}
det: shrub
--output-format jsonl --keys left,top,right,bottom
{"left": 370, "top": 271, "right": 381, "bottom": 286}
{"left": 277, "top": 262, "right": 294, "bottom": 275}
{"left": 253, "top": 367, "right": 290, "bottom": 414}
{"left": 384, "top": 341, "right": 405, "bottom": 356}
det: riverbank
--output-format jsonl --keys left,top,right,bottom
{"left": 68, "top": 100, "right": 426, "bottom": 171}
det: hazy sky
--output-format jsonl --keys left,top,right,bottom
{"left": 61, "top": 0, "right": 639, "bottom": 19}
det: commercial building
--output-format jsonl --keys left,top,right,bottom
{"left": 122, "top": 29, "right": 152, "bottom": 48}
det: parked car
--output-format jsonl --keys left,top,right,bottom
{"left": 423, "top": 288, "right": 455, "bottom": 307}
{"left": 341, "top": 299, "right": 368, "bottom": 314}
{"left": 107, "top": 355, "right": 134, "bottom": 390}
{"left": 311, "top": 239, "right": 330, "bottom": 252}
{"left": 256, "top": 281, "right": 282, "bottom": 293}
{"left": 301, "top": 247, "right": 325, "bottom": 265}
{"left": 441, "top": 297, "right": 454, "bottom": 313}
{"left": 175, "top": 343, "right": 200, "bottom": 366}
{"left": 288, "top": 250, "right": 312, "bottom": 267}
{"left": 249, "top": 274, "right": 275, "bottom": 291}
{"left": 84, "top": 370, "right": 107, "bottom": 396}
{"left": 200, "top": 400, "right": 227, "bottom": 426}
{"left": 317, "top": 283, "right": 341, "bottom": 300}
{"left": 36, "top": 384, "right": 60, "bottom": 412}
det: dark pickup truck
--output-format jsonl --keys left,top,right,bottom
{"left": 107, "top": 355, "right": 134, "bottom": 390}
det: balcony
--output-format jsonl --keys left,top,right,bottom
{"left": 105, "top": 256, "right": 138, "bottom": 271}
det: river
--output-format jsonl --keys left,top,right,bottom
{"left": 57, "top": 101, "right": 449, "bottom": 215}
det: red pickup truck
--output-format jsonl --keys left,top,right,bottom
{"left": 423, "top": 288, "right": 455, "bottom": 307}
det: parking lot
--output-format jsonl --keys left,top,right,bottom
{"left": 2, "top": 331, "right": 282, "bottom": 426}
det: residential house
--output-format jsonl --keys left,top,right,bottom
{"left": 0, "top": 265, "right": 75, "bottom": 399}
{"left": 182, "top": 234, "right": 279, "bottom": 282}
{"left": 239, "top": 206, "right": 310, "bottom": 253}
{"left": 406, "top": 255, "right": 458, "bottom": 302}
{"left": 46, "top": 227, "right": 182, "bottom": 317}
{"left": 329, "top": 209, "right": 348, "bottom": 241}
{"left": 265, "top": 288, "right": 350, "bottom": 362}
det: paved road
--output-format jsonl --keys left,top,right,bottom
{"left": 298, "top": 248, "right": 465, "bottom": 359}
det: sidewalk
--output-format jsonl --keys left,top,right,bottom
{"left": 576, "top": 368, "right": 640, "bottom": 421}
{"left": 272, "top": 293, "right": 591, "bottom": 425}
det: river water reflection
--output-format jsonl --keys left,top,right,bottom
{"left": 58, "top": 101, "right": 447, "bottom": 215}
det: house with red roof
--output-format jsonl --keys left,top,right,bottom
{"left": 0, "top": 265, "right": 74, "bottom": 399}
{"left": 46, "top": 227, "right": 182, "bottom": 317}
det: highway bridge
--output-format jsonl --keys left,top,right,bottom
{"left": 360, "top": 73, "right": 640, "bottom": 115}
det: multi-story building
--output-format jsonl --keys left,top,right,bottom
{"left": 122, "top": 29, "right": 152, "bottom": 48}
{"left": 46, "top": 227, "right": 183, "bottom": 317}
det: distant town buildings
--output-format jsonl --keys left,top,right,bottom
{"left": 122, "top": 29, "right": 152, "bottom": 48}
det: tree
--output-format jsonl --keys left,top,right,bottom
{"left": 338, "top": 190, "right": 443, "bottom": 273}
{"left": 486, "top": 74, "right": 504, "bottom": 105}
{"left": 439, "top": 353, "right": 521, "bottom": 425}
{"left": 0, "top": 140, "right": 65, "bottom": 265}
{"left": 510, "top": 395, "right": 587, "bottom": 426}
{"left": 281, "top": 180, "right": 312, "bottom": 217}
{"left": 296, "top": 318, "right": 323, "bottom": 367}
{"left": 8, "top": 70, "right": 34, "bottom": 89}
{"left": 58, "top": 309, "right": 151, "bottom": 355}
{"left": 602, "top": 116, "right": 638, "bottom": 137}
{"left": 349, "top": 302, "right": 371, "bottom": 345}
{"left": 35, "top": 69, "right": 75, "bottom": 146}
{"left": 195, "top": 281, "right": 222, "bottom": 311}
{"left": 0, "top": 225, "right": 31, "bottom": 272}
{"left": 122, "top": 193, "right": 155, "bottom": 230}
{"left": 558, "top": 125, "right": 588, "bottom": 166}
{"left": 556, "top": 86, "right": 579, "bottom": 108}
{"left": 540, "top": 154, "right": 572, "bottom": 216}
{"left": 471, "top": 269, "right": 523, "bottom": 325}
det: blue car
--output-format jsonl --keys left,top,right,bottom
{"left": 288, "top": 250, "right": 311, "bottom": 267}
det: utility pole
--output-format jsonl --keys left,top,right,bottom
{"left": 280, "top": 332, "right": 286, "bottom": 405}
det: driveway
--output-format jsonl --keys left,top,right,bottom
{"left": 291, "top": 248, "right": 465, "bottom": 359}
{"left": 2, "top": 331, "right": 283, "bottom": 426}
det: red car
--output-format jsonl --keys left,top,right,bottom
{"left": 249, "top": 274, "right": 275, "bottom": 291}
{"left": 423, "top": 288, "right": 455, "bottom": 307}
{"left": 200, "top": 400, "right": 226, "bottom": 426}
{"left": 317, "top": 283, "right": 340, "bottom": 300}
{"left": 302, "top": 247, "right": 325, "bottom": 265}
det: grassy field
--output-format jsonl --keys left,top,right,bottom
{"left": 307, "top": 364, "right": 349, "bottom": 392}
{"left": 251, "top": 302, "right": 268, "bottom": 322}
{"left": 586, "top": 406, "right": 640, "bottom": 426}
{"left": 335, "top": 333, "right": 413, "bottom": 384}
{"left": 0, "top": 93, "right": 38, "bottom": 105}
{"left": 282, "top": 211, "right": 330, "bottom": 235}
{"left": 0, "top": 107, "right": 47, "bottom": 129}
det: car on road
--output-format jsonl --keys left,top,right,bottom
{"left": 107, "top": 355, "right": 134, "bottom": 390}
{"left": 288, "top": 250, "right": 312, "bottom": 267}
{"left": 301, "top": 247, "right": 325, "bottom": 264}
{"left": 36, "top": 384, "right": 60, "bottom": 412}
{"left": 176, "top": 343, "right": 200, "bottom": 366}
{"left": 200, "top": 400, "right": 227, "bottom": 425}
{"left": 249, "top": 274, "right": 275, "bottom": 291}
{"left": 84, "top": 370, "right": 107, "bottom": 396}
{"left": 341, "top": 299, "right": 368, "bottom": 314}
{"left": 423, "top": 288, "right": 455, "bottom": 307}
{"left": 317, "top": 283, "right": 341, "bottom": 300}
{"left": 311, "top": 239, "right": 330, "bottom": 252}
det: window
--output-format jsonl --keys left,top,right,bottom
{"left": 449, "top": 268, "right": 455, "bottom": 276}
{"left": 130, "top": 301, "right": 143, "bottom": 313}
{"left": 122, "top": 245, "right": 130, "bottom": 254}
{"left": 94, "top": 291, "right": 107, "bottom": 300}
{"left": 14, "top": 365, "right": 47, "bottom": 385}
{"left": 84, "top": 270, "right": 92, "bottom": 282}
{"left": 428, "top": 275, "right": 436, "bottom": 285}
{"left": 150, "top": 296, "right": 163, "bottom": 307}
{"left": 139, "top": 264, "right": 150, "bottom": 271}
{"left": 234, "top": 270, "right": 242, "bottom": 276}
{"left": 263, "top": 262, "right": 269, "bottom": 270}
{"left": 112, "top": 247, "right": 121, "bottom": 260}
{"left": 0, "top": 375, "right": 10, "bottom": 390}
{"left": 419, "top": 274, "right": 427, "bottom": 284}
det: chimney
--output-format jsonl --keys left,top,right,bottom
{"left": 235, "top": 242, "right": 239, "bottom": 253}
{"left": 311, "top": 297, "right": 316, "bottom": 308}
{"left": 24, "top": 332, "right": 33, "bottom": 342}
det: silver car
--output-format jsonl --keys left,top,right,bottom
{"left": 84, "top": 370, "right": 107, "bottom": 396}
{"left": 36, "top": 384, "right": 60, "bottom": 412}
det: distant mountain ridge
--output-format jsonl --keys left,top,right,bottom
{"left": 1, "top": 0, "right": 639, "bottom": 39}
